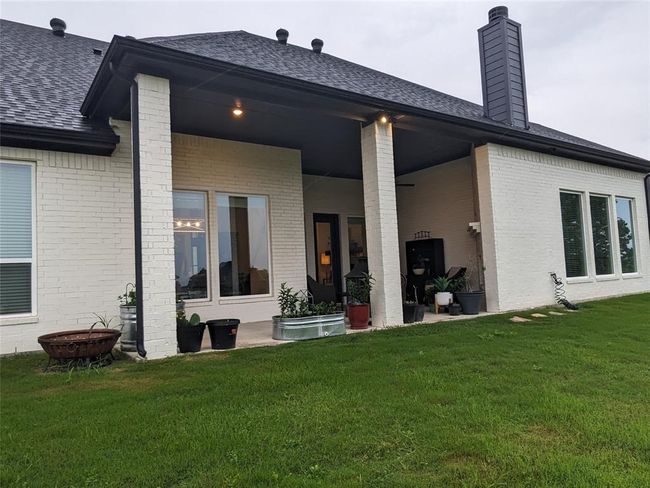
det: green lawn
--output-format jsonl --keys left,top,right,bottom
{"left": 2, "top": 294, "right": 649, "bottom": 487}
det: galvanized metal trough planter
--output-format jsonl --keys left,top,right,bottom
{"left": 272, "top": 313, "right": 346, "bottom": 341}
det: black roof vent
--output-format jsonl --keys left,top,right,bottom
{"left": 276, "top": 28, "right": 289, "bottom": 45}
{"left": 49, "top": 18, "right": 66, "bottom": 37}
{"left": 488, "top": 6, "right": 509, "bottom": 21}
{"left": 125, "top": 35, "right": 136, "bottom": 40}
{"left": 478, "top": 6, "right": 529, "bottom": 129}
{"left": 311, "top": 38, "right": 323, "bottom": 54}
{"left": 93, "top": 48, "right": 102, "bottom": 56}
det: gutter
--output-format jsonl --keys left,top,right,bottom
{"left": 81, "top": 36, "right": 650, "bottom": 173}
{"left": 0, "top": 123, "right": 118, "bottom": 156}
{"left": 130, "top": 80, "right": 146, "bottom": 359}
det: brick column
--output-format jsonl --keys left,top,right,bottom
{"left": 134, "top": 74, "right": 176, "bottom": 358}
{"left": 360, "top": 121, "right": 403, "bottom": 326}
{"left": 474, "top": 144, "right": 500, "bottom": 312}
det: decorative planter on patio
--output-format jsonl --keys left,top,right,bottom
{"left": 177, "top": 322, "right": 206, "bottom": 353}
{"left": 272, "top": 313, "right": 346, "bottom": 341}
{"left": 403, "top": 303, "right": 426, "bottom": 323}
{"left": 456, "top": 291, "right": 484, "bottom": 315}
{"left": 119, "top": 305, "right": 136, "bottom": 351}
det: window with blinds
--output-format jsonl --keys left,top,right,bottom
{"left": 0, "top": 162, "right": 35, "bottom": 315}
{"left": 589, "top": 195, "right": 613, "bottom": 275}
{"left": 560, "top": 191, "right": 587, "bottom": 278}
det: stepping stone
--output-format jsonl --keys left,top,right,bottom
{"left": 548, "top": 311, "right": 564, "bottom": 316}
{"left": 510, "top": 316, "right": 531, "bottom": 323}
{"left": 531, "top": 313, "right": 547, "bottom": 318}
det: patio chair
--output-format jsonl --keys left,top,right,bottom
{"left": 307, "top": 275, "right": 336, "bottom": 304}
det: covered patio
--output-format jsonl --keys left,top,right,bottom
{"left": 85, "top": 36, "right": 490, "bottom": 358}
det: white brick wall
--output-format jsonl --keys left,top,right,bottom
{"left": 360, "top": 122, "right": 403, "bottom": 326}
{"left": 0, "top": 121, "right": 135, "bottom": 354}
{"left": 172, "top": 133, "right": 306, "bottom": 324}
{"left": 302, "top": 175, "right": 365, "bottom": 286}
{"left": 396, "top": 156, "right": 479, "bottom": 276}
{"left": 476, "top": 143, "right": 650, "bottom": 311}
{"left": 135, "top": 74, "right": 177, "bottom": 359}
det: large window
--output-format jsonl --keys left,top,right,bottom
{"left": 0, "top": 162, "right": 35, "bottom": 315}
{"left": 217, "top": 194, "right": 270, "bottom": 297}
{"left": 589, "top": 195, "right": 613, "bottom": 275}
{"left": 173, "top": 191, "right": 208, "bottom": 300}
{"left": 616, "top": 197, "right": 637, "bottom": 273}
{"left": 560, "top": 191, "right": 587, "bottom": 278}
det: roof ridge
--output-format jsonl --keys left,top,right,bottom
{"left": 147, "top": 29, "right": 484, "bottom": 112}
{"left": 142, "top": 30, "right": 246, "bottom": 43}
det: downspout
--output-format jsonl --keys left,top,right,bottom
{"left": 130, "top": 80, "right": 146, "bottom": 358}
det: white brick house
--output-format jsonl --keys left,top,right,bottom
{"left": 1, "top": 9, "right": 648, "bottom": 357}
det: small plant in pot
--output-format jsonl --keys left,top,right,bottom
{"left": 346, "top": 273, "right": 374, "bottom": 329}
{"left": 176, "top": 309, "right": 205, "bottom": 353}
{"left": 272, "top": 283, "right": 344, "bottom": 340}
{"left": 454, "top": 260, "right": 484, "bottom": 315}
{"left": 403, "top": 285, "right": 426, "bottom": 323}
{"left": 432, "top": 276, "right": 454, "bottom": 312}
{"left": 117, "top": 283, "right": 137, "bottom": 352}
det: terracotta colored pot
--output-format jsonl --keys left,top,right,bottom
{"left": 348, "top": 304, "right": 370, "bottom": 329}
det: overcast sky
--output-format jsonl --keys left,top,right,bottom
{"left": 2, "top": 0, "right": 649, "bottom": 159}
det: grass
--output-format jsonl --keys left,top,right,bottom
{"left": 1, "top": 294, "right": 650, "bottom": 487}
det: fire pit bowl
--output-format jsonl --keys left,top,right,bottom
{"left": 38, "top": 329, "right": 121, "bottom": 360}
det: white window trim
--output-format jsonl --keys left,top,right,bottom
{"left": 586, "top": 193, "right": 615, "bottom": 277}
{"left": 0, "top": 160, "right": 37, "bottom": 319}
{"left": 559, "top": 190, "right": 589, "bottom": 280}
{"left": 215, "top": 192, "right": 273, "bottom": 300}
{"left": 614, "top": 195, "right": 640, "bottom": 276}
{"left": 172, "top": 189, "right": 211, "bottom": 303}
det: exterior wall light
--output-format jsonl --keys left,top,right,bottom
{"left": 232, "top": 107, "right": 244, "bottom": 117}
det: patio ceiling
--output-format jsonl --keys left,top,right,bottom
{"left": 107, "top": 65, "right": 472, "bottom": 179}
{"left": 167, "top": 84, "right": 473, "bottom": 179}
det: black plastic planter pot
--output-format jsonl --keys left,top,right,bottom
{"left": 456, "top": 292, "right": 484, "bottom": 315}
{"left": 206, "top": 319, "right": 240, "bottom": 350}
{"left": 177, "top": 322, "right": 206, "bottom": 353}
{"left": 403, "top": 304, "right": 426, "bottom": 323}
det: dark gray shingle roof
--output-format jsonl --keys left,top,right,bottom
{"left": 0, "top": 19, "right": 112, "bottom": 136}
{"left": 143, "top": 30, "right": 640, "bottom": 159}
{"left": 0, "top": 19, "right": 643, "bottom": 162}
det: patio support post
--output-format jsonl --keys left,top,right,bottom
{"left": 132, "top": 73, "right": 177, "bottom": 358}
{"left": 360, "top": 121, "right": 404, "bottom": 326}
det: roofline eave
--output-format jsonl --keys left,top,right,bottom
{"left": 80, "top": 37, "right": 650, "bottom": 173}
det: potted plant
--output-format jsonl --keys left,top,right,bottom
{"left": 176, "top": 310, "right": 205, "bottom": 353}
{"left": 432, "top": 276, "right": 454, "bottom": 312}
{"left": 118, "top": 283, "right": 136, "bottom": 352}
{"left": 273, "top": 283, "right": 345, "bottom": 340}
{"left": 454, "top": 261, "right": 484, "bottom": 315}
{"left": 346, "top": 273, "right": 374, "bottom": 329}
{"left": 403, "top": 285, "right": 426, "bottom": 323}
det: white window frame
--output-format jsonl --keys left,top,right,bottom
{"left": 613, "top": 195, "right": 640, "bottom": 277}
{"left": 215, "top": 192, "right": 273, "bottom": 301}
{"left": 559, "top": 190, "right": 590, "bottom": 281}
{"left": 0, "top": 160, "right": 37, "bottom": 318}
{"left": 172, "top": 189, "right": 211, "bottom": 303}
{"left": 586, "top": 193, "right": 616, "bottom": 279}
